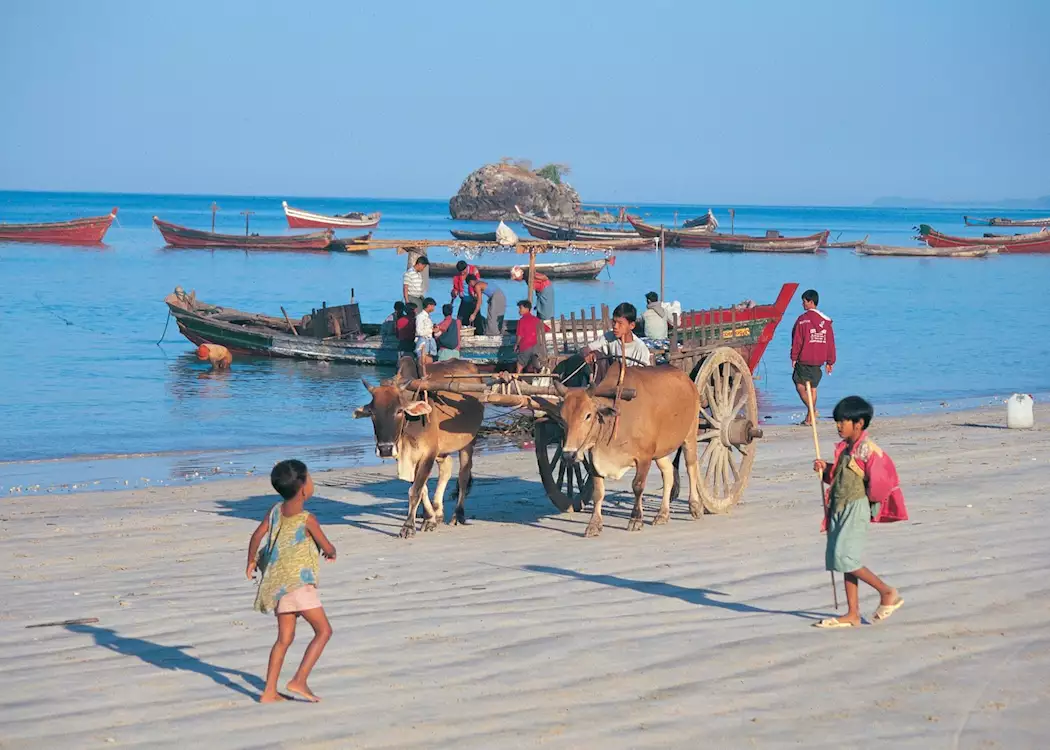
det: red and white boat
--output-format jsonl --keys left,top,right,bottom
{"left": 918, "top": 224, "right": 1050, "bottom": 254}
{"left": 282, "top": 201, "right": 381, "bottom": 229}
{"left": 0, "top": 208, "right": 118, "bottom": 245}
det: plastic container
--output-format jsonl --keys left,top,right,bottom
{"left": 1007, "top": 393, "right": 1034, "bottom": 429}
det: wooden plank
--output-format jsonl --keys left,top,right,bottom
{"left": 569, "top": 311, "right": 580, "bottom": 351}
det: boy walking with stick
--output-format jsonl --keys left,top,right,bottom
{"left": 811, "top": 395, "right": 908, "bottom": 629}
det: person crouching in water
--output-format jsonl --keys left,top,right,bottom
{"left": 197, "top": 343, "right": 232, "bottom": 369}
{"left": 812, "top": 396, "right": 907, "bottom": 629}
{"left": 246, "top": 459, "right": 337, "bottom": 702}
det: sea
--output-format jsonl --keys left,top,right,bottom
{"left": 2, "top": 191, "right": 1049, "bottom": 495}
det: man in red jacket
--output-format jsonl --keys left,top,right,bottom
{"left": 790, "top": 289, "right": 836, "bottom": 425}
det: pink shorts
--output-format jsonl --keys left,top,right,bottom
{"left": 276, "top": 584, "right": 321, "bottom": 614}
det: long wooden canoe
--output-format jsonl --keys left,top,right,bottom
{"left": 710, "top": 236, "right": 824, "bottom": 253}
{"left": 627, "top": 214, "right": 829, "bottom": 249}
{"left": 858, "top": 244, "right": 999, "bottom": 258}
{"left": 282, "top": 201, "right": 381, "bottom": 229}
{"left": 154, "top": 217, "right": 334, "bottom": 251}
{"left": 963, "top": 215, "right": 1050, "bottom": 227}
{"left": 982, "top": 228, "right": 1050, "bottom": 240}
{"left": 822, "top": 234, "right": 869, "bottom": 249}
{"left": 428, "top": 256, "right": 613, "bottom": 280}
{"left": 918, "top": 224, "right": 1050, "bottom": 254}
{"left": 516, "top": 208, "right": 641, "bottom": 241}
{"left": 450, "top": 229, "right": 498, "bottom": 241}
{"left": 163, "top": 281, "right": 797, "bottom": 370}
{"left": 0, "top": 208, "right": 118, "bottom": 245}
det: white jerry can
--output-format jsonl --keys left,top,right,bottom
{"left": 1006, "top": 393, "right": 1034, "bottom": 429}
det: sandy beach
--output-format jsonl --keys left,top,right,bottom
{"left": 1, "top": 406, "right": 1047, "bottom": 749}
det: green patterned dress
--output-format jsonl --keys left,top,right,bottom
{"left": 825, "top": 445, "right": 877, "bottom": 573}
{"left": 254, "top": 507, "right": 320, "bottom": 614}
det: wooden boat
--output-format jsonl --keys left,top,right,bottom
{"left": 282, "top": 201, "right": 381, "bottom": 229}
{"left": 917, "top": 224, "right": 1050, "bottom": 254}
{"left": 627, "top": 214, "right": 829, "bottom": 249}
{"left": 710, "top": 236, "right": 823, "bottom": 253}
{"left": 964, "top": 215, "right": 1050, "bottom": 227}
{"left": 428, "top": 256, "right": 613, "bottom": 280}
{"left": 858, "top": 244, "right": 999, "bottom": 258}
{"left": 0, "top": 208, "right": 118, "bottom": 245}
{"left": 822, "top": 234, "right": 869, "bottom": 249}
{"left": 328, "top": 232, "right": 373, "bottom": 251}
{"left": 163, "top": 281, "right": 797, "bottom": 369}
{"left": 681, "top": 209, "right": 719, "bottom": 230}
{"left": 450, "top": 229, "right": 498, "bottom": 241}
{"left": 516, "top": 208, "right": 641, "bottom": 241}
{"left": 154, "top": 217, "right": 333, "bottom": 251}
{"left": 982, "top": 228, "right": 1050, "bottom": 240}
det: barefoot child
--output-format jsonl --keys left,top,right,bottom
{"left": 813, "top": 396, "right": 908, "bottom": 628}
{"left": 246, "top": 460, "right": 336, "bottom": 701}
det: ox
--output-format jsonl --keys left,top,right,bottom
{"left": 557, "top": 363, "right": 702, "bottom": 537}
{"left": 354, "top": 357, "right": 484, "bottom": 538}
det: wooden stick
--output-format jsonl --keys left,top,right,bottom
{"left": 280, "top": 306, "right": 299, "bottom": 336}
{"left": 26, "top": 617, "right": 99, "bottom": 629}
{"left": 806, "top": 382, "right": 838, "bottom": 610}
{"left": 527, "top": 247, "right": 537, "bottom": 305}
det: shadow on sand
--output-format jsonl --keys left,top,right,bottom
{"left": 65, "top": 622, "right": 265, "bottom": 700}
{"left": 522, "top": 565, "right": 825, "bottom": 621}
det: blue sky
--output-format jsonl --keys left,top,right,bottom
{"left": 2, "top": 0, "right": 1048, "bottom": 205}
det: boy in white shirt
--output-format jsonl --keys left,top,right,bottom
{"left": 584, "top": 302, "right": 652, "bottom": 368}
{"left": 414, "top": 297, "right": 437, "bottom": 365}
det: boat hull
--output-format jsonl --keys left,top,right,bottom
{"left": 0, "top": 208, "right": 118, "bottom": 245}
{"left": 627, "top": 215, "right": 828, "bottom": 249}
{"left": 154, "top": 217, "right": 333, "bottom": 250}
{"left": 918, "top": 225, "right": 1050, "bottom": 254}
{"left": 964, "top": 215, "right": 1050, "bottom": 228}
{"left": 859, "top": 244, "right": 997, "bottom": 258}
{"left": 283, "top": 202, "right": 381, "bottom": 229}
{"left": 428, "top": 257, "right": 611, "bottom": 280}
{"left": 518, "top": 211, "right": 641, "bottom": 242}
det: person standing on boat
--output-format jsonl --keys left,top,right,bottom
{"left": 510, "top": 266, "right": 555, "bottom": 320}
{"left": 414, "top": 298, "right": 438, "bottom": 366}
{"left": 467, "top": 276, "right": 507, "bottom": 336}
{"left": 791, "top": 289, "right": 836, "bottom": 426}
{"left": 434, "top": 303, "right": 462, "bottom": 361}
{"left": 450, "top": 260, "right": 481, "bottom": 326}
{"left": 403, "top": 255, "right": 429, "bottom": 312}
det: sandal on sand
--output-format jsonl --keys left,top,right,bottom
{"left": 813, "top": 618, "right": 857, "bottom": 629}
{"left": 873, "top": 598, "right": 904, "bottom": 622}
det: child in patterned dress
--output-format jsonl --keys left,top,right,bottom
{"left": 246, "top": 460, "right": 337, "bottom": 702}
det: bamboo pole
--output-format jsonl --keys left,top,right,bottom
{"left": 527, "top": 246, "right": 537, "bottom": 305}
{"left": 659, "top": 230, "right": 666, "bottom": 302}
{"left": 280, "top": 306, "right": 299, "bottom": 336}
{"left": 806, "top": 382, "right": 839, "bottom": 609}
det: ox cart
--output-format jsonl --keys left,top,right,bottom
{"left": 401, "top": 281, "right": 798, "bottom": 517}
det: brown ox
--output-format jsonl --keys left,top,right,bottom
{"left": 558, "top": 363, "right": 701, "bottom": 537}
{"left": 354, "top": 357, "right": 484, "bottom": 538}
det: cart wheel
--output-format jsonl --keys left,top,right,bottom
{"left": 534, "top": 419, "right": 594, "bottom": 512}
{"left": 693, "top": 347, "right": 759, "bottom": 513}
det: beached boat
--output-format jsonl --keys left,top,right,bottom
{"left": 154, "top": 217, "right": 334, "bottom": 251}
{"left": 0, "top": 208, "right": 118, "bottom": 245}
{"left": 822, "top": 234, "right": 869, "bottom": 249}
{"left": 450, "top": 229, "right": 498, "bottom": 242}
{"left": 963, "top": 215, "right": 1050, "bottom": 227}
{"left": 917, "top": 224, "right": 1050, "bottom": 254}
{"left": 428, "top": 256, "right": 613, "bottom": 280}
{"left": 858, "top": 244, "right": 999, "bottom": 258}
{"left": 163, "top": 281, "right": 796, "bottom": 369}
{"left": 282, "top": 201, "right": 381, "bottom": 229}
{"left": 516, "top": 208, "right": 641, "bottom": 241}
{"left": 710, "top": 236, "right": 824, "bottom": 253}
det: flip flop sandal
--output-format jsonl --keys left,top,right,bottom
{"left": 872, "top": 599, "right": 904, "bottom": 622}
{"left": 813, "top": 618, "right": 857, "bottom": 629}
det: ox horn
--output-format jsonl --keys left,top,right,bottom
{"left": 552, "top": 379, "right": 569, "bottom": 397}
{"left": 360, "top": 377, "right": 376, "bottom": 394}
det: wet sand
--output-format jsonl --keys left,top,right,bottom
{"left": 1, "top": 406, "right": 1047, "bottom": 748}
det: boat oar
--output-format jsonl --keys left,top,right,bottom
{"left": 805, "top": 382, "right": 839, "bottom": 610}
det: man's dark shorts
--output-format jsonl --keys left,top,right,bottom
{"left": 792, "top": 362, "right": 823, "bottom": 387}
{"left": 516, "top": 344, "right": 542, "bottom": 370}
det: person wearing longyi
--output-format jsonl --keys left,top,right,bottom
{"left": 791, "top": 288, "right": 836, "bottom": 426}
{"left": 812, "top": 396, "right": 907, "bottom": 629}
{"left": 197, "top": 343, "right": 232, "bottom": 369}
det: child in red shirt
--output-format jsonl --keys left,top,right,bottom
{"left": 514, "top": 299, "right": 548, "bottom": 373}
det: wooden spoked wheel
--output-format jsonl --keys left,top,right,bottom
{"left": 534, "top": 419, "right": 594, "bottom": 512}
{"left": 693, "top": 347, "right": 759, "bottom": 514}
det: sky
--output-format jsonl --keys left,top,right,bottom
{"left": 2, "top": 0, "right": 1049, "bottom": 206}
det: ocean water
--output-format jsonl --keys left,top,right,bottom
{"left": 2, "top": 191, "right": 1049, "bottom": 491}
